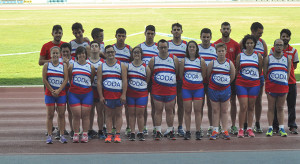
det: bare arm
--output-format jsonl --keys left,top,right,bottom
{"left": 53, "top": 63, "right": 69, "bottom": 96}
{"left": 229, "top": 61, "right": 236, "bottom": 83}
{"left": 146, "top": 66, "right": 151, "bottom": 83}
{"left": 263, "top": 55, "right": 269, "bottom": 80}
{"left": 200, "top": 58, "right": 207, "bottom": 82}
{"left": 235, "top": 54, "right": 241, "bottom": 78}
{"left": 258, "top": 53, "right": 263, "bottom": 76}
{"left": 42, "top": 63, "right": 54, "bottom": 93}
{"left": 206, "top": 61, "right": 213, "bottom": 81}
{"left": 173, "top": 56, "right": 179, "bottom": 76}
{"left": 39, "top": 55, "right": 50, "bottom": 66}
{"left": 86, "top": 45, "right": 91, "bottom": 59}
{"left": 97, "top": 64, "right": 105, "bottom": 104}
{"left": 90, "top": 65, "right": 95, "bottom": 87}
{"left": 262, "top": 39, "right": 268, "bottom": 59}
{"left": 287, "top": 58, "right": 292, "bottom": 81}
{"left": 179, "top": 58, "right": 185, "bottom": 80}
{"left": 121, "top": 63, "right": 128, "bottom": 104}
{"left": 148, "top": 57, "right": 155, "bottom": 76}
{"left": 68, "top": 64, "right": 73, "bottom": 85}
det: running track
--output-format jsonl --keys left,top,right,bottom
{"left": 0, "top": 86, "right": 299, "bottom": 163}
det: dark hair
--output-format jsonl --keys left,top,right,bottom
{"left": 72, "top": 22, "right": 83, "bottom": 31}
{"left": 104, "top": 45, "right": 114, "bottom": 53}
{"left": 75, "top": 46, "right": 87, "bottom": 60}
{"left": 280, "top": 29, "right": 291, "bottom": 37}
{"left": 157, "top": 39, "right": 168, "bottom": 47}
{"left": 52, "top": 25, "right": 62, "bottom": 33}
{"left": 215, "top": 43, "right": 227, "bottom": 51}
{"left": 91, "top": 28, "right": 104, "bottom": 39}
{"left": 50, "top": 46, "right": 61, "bottom": 53}
{"left": 116, "top": 28, "right": 126, "bottom": 35}
{"left": 90, "top": 41, "right": 100, "bottom": 47}
{"left": 242, "top": 34, "right": 257, "bottom": 50}
{"left": 186, "top": 40, "right": 199, "bottom": 59}
{"left": 130, "top": 46, "right": 144, "bottom": 62}
{"left": 145, "top": 25, "right": 155, "bottom": 32}
{"left": 250, "top": 22, "right": 264, "bottom": 32}
{"left": 60, "top": 43, "right": 71, "bottom": 52}
{"left": 200, "top": 28, "right": 212, "bottom": 36}
{"left": 172, "top": 23, "right": 182, "bottom": 30}
{"left": 221, "top": 22, "right": 230, "bottom": 27}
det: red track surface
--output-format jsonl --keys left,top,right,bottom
{"left": 0, "top": 86, "right": 299, "bottom": 155}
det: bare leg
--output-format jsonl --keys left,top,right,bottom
{"left": 71, "top": 106, "right": 81, "bottom": 133}
{"left": 46, "top": 106, "right": 55, "bottom": 135}
{"left": 136, "top": 107, "right": 145, "bottom": 133}
{"left": 220, "top": 99, "right": 230, "bottom": 131}
{"left": 194, "top": 100, "right": 204, "bottom": 131}
{"left": 184, "top": 100, "right": 192, "bottom": 131}
{"left": 57, "top": 105, "right": 66, "bottom": 135}
{"left": 165, "top": 100, "right": 176, "bottom": 127}
{"left": 81, "top": 106, "right": 91, "bottom": 132}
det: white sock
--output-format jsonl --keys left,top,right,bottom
{"left": 279, "top": 125, "right": 284, "bottom": 129}
{"left": 213, "top": 127, "right": 219, "bottom": 133}
{"left": 155, "top": 126, "right": 161, "bottom": 132}
{"left": 167, "top": 127, "right": 173, "bottom": 132}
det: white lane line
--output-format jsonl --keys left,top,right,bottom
{"left": 0, "top": 51, "right": 40, "bottom": 57}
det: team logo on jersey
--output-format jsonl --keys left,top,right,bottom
{"left": 103, "top": 79, "right": 122, "bottom": 90}
{"left": 269, "top": 70, "right": 288, "bottom": 85}
{"left": 241, "top": 67, "right": 259, "bottom": 79}
{"left": 74, "top": 75, "right": 91, "bottom": 86}
{"left": 229, "top": 48, "right": 234, "bottom": 52}
{"left": 185, "top": 72, "right": 202, "bottom": 83}
{"left": 212, "top": 74, "right": 230, "bottom": 86}
{"left": 48, "top": 77, "right": 63, "bottom": 88}
{"left": 155, "top": 72, "right": 176, "bottom": 86}
{"left": 129, "top": 79, "right": 147, "bottom": 90}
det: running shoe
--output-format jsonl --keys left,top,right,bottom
{"left": 46, "top": 135, "right": 53, "bottom": 144}
{"left": 266, "top": 128, "right": 273, "bottom": 137}
{"left": 230, "top": 126, "right": 238, "bottom": 135}
{"left": 199, "top": 128, "right": 204, "bottom": 138}
{"left": 243, "top": 123, "right": 248, "bottom": 131}
{"left": 195, "top": 131, "right": 202, "bottom": 140}
{"left": 55, "top": 131, "right": 60, "bottom": 140}
{"left": 247, "top": 129, "right": 255, "bottom": 137}
{"left": 289, "top": 128, "right": 298, "bottom": 134}
{"left": 253, "top": 123, "right": 263, "bottom": 133}
{"left": 64, "top": 130, "right": 69, "bottom": 136}
{"left": 163, "top": 130, "right": 170, "bottom": 137}
{"left": 137, "top": 133, "right": 145, "bottom": 141}
{"left": 152, "top": 128, "right": 157, "bottom": 136}
{"left": 223, "top": 131, "right": 230, "bottom": 140}
{"left": 184, "top": 131, "right": 191, "bottom": 140}
{"left": 177, "top": 126, "right": 185, "bottom": 137}
{"left": 114, "top": 134, "right": 121, "bottom": 143}
{"left": 73, "top": 133, "right": 80, "bottom": 143}
{"left": 155, "top": 131, "right": 162, "bottom": 140}
{"left": 88, "top": 130, "right": 98, "bottom": 139}
{"left": 105, "top": 134, "right": 113, "bottom": 143}
{"left": 70, "top": 130, "right": 74, "bottom": 139}
{"left": 279, "top": 128, "right": 288, "bottom": 137}
{"left": 125, "top": 127, "right": 131, "bottom": 137}
{"left": 207, "top": 127, "right": 213, "bottom": 136}
{"left": 103, "top": 126, "right": 107, "bottom": 135}
{"left": 168, "top": 131, "right": 176, "bottom": 140}
{"left": 98, "top": 130, "right": 106, "bottom": 139}
{"left": 143, "top": 127, "right": 149, "bottom": 136}
{"left": 210, "top": 131, "right": 218, "bottom": 140}
{"left": 81, "top": 133, "right": 88, "bottom": 143}
{"left": 237, "top": 129, "right": 244, "bottom": 138}
{"left": 219, "top": 126, "right": 223, "bottom": 133}
{"left": 60, "top": 135, "right": 67, "bottom": 144}
{"left": 111, "top": 127, "right": 116, "bottom": 135}
{"left": 129, "top": 133, "right": 135, "bottom": 141}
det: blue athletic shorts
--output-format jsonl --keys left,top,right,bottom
{"left": 45, "top": 95, "right": 67, "bottom": 106}
{"left": 127, "top": 96, "right": 148, "bottom": 108}
{"left": 182, "top": 88, "right": 205, "bottom": 101}
{"left": 208, "top": 86, "right": 231, "bottom": 102}
{"left": 68, "top": 90, "right": 93, "bottom": 107}
{"left": 266, "top": 92, "right": 287, "bottom": 98}
{"left": 152, "top": 94, "right": 176, "bottom": 103}
{"left": 236, "top": 85, "right": 260, "bottom": 98}
{"left": 105, "top": 99, "right": 123, "bottom": 109}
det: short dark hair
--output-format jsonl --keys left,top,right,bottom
{"left": 130, "top": 46, "right": 144, "bottom": 62}
{"left": 215, "top": 43, "right": 227, "bottom": 51}
{"left": 280, "top": 29, "right": 291, "bottom": 37}
{"left": 145, "top": 25, "right": 155, "bottom": 32}
{"left": 157, "top": 39, "right": 168, "bottom": 47}
{"left": 200, "top": 28, "right": 212, "bottom": 36}
{"left": 172, "top": 23, "right": 182, "bottom": 30}
{"left": 75, "top": 46, "right": 87, "bottom": 60}
{"left": 72, "top": 22, "right": 83, "bottom": 31}
{"left": 52, "top": 25, "right": 62, "bottom": 33}
{"left": 90, "top": 41, "right": 100, "bottom": 47}
{"left": 250, "top": 22, "right": 264, "bottom": 32}
{"left": 60, "top": 43, "right": 71, "bottom": 52}
{"left": 186, "top": 40, "right": 199, "bottom": 59}
{"left": 116, "top": 28, "right": 126, "bottom": 35}
{"left": 104, "top": 45, "right": 114, "bottom": 53}
{"left": 221, "top": 22, "right": 230, "bottom": 27}
{"left": 91, "top": 28, "right": 104, "bottom": 39}
{"left": 242, "top": 34, "right": 257, "bottom": 50}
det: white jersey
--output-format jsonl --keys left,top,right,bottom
{"left": 198, "top": 44, "right": 217, "bottom": 66}
{"left": 140, "top": 42, "right": 158, "bottom": 66}
{"left": 113, "top": 44, "right": 131, "bottom": 66}
{"left": 70, "top": 40, "right": 90, "bottom": 57}
{"left": 87, "top": 58, "right": 105, "bottom": 87}
{"left": 168, "top": 40, "right": 187, "bottom": 62}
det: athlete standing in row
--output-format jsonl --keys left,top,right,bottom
{"left": 198, "top": 28, "right": 217, "bottom": 137}
{"left": 180, "top": 41, "right": 206, "bottom": 140}
{"left": 68, "top": 46, "right": 95, "bottom": 143}
{"left": 148, "top": 39, "right": 179, "bottom": 140}
{"left": 214, "top": 22, "right": 241, "bottom": 135}
{"left": 168, "top": 23, "right": 187, "bottom": 137}
{"left": 43, "top": 46, "right": 68, "bottom": 144}
{"left": 139, "top": 25, "right": 159, "bottom": 135}
{"left": 70, "top": 22, "right": 90, "bottom": 58}
{"left": 265, "top": 39, "right": 291, "bottom": 137}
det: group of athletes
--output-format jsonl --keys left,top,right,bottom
{"left": 39, "top": 21, "right": 299, "bottom": 144}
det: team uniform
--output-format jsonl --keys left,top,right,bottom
{"left": 44, "top": 62, "right": 67, "bottom": 106}
{"left": 208, "top": 59, "right": 231, "bottom": 102}
{"left": 100, "top": 42, "right": 105, "bottom": 53}
{"left": 70, "top": 40, "right": 90, "bottom": 57}
{"left": 182, "top": 57, "right": 204, "bottom": 101}
{"left": 127, "top": 62, "right": 148, "bottom": 108}
{"left": 236, "top": 52, "right": 260, "bottom": 98}
{"left": 87, "top": 58, "right": 105, "bottom": 102}
{"left": 113, "top": 44, "right": 131, "bottom": 66}
{"left": 270, "top": 45, "right": 299, "bottom": 130}
{"left": 254, "top": 38, "right": 266, "bottom": 86}
{"left": 68, "top": 62, "right": 93, "bottom": 107}
{"left": 265, "top": 53, "right": 289, "bottom": 97}
{"left": 40, "top": 41, "right": 66, "bottom": 60}
{"left": 102, "top": 60, "right": 123, "bottom": 109}
{"left": 151, "top": 54, "right": 177, "bottom": 102}
{"left": 140, "top": 42, "right": 159, "bottom": 66}
{"left": 59, "top": 57, "right": 75, "bottom": 92}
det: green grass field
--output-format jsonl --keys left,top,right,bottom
{"left": 0, "top": 7, "right": 299, "bottom": 85}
